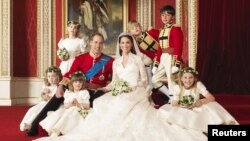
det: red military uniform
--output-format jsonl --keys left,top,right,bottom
{"left": 152, "top": 24, "right": 183, "bottom": 94}
{"left": 154, "top": 24, "right": 183, "bottom": 67}
{"left": 137, "top": 29, "right": 160, "bottom": 61}
{"left": 64, "top": 52, "right": 114, "bottom": 86}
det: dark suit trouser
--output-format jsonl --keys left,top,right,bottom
{"left": 28, "top": 95, "right": 64, "bottom": 134}
{"left": 88, "top": 90, "right": 105, "bottom": 107}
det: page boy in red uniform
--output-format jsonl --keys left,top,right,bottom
{"left": 152, "top": 5, "right": 183, "bottom": 104}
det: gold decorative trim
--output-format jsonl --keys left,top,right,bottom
{"left": 123, "top": 0, "right": 129, "bottom": 32}
{"left": 0, "top": 0, "right": 11, "bottom": 77}
{"left": 62, "top": 0, "right": 67, "bottom": 37}
{"left": 175, "top": 0, "right": 182, "bottom": 26}
{"left": 37, "top": 0, "right": 41, "bottom": 76}
{"left": 188, "top": 0, "right": 198, "bottom": 69}
{"left": 136, "top": 0, "right": 152, "bottom": 30}
{"left": 136, "top": 0, "right": 140, "bottom": 25}
{"left": 176, "top": 0, "right": 198, "bottom": 69}
{"left": 37, "top": 0, "right": 54, "bottom": 77}
{"left": 52, "top": 0, "right": 56, "bottom": 65}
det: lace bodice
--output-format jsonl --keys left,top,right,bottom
{"left": 112, "top": 53, "right": 147, "bottom": 87}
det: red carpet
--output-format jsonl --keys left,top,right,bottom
{"left": 0, "top": 94, "right": 249, "bottom": 141}
{"left": 0, "top": 106, "right": 43, "bottom": 141}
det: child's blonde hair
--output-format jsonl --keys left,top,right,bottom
{"left": 127, "top": 20, "right": 141, "bottom": 31}
{"left": 44, "top": 66, "right": 62, "bottom": 86}
{"left": 178, "top": 67, "right": 199, "bottom": 98}
{"left": 68, "top": 71, "right": 86, "bottom": 91}
{"left": 178, "top": 67, "right": 199, "bottom": 86}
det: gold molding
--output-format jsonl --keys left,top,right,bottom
{"left": 37, "top": 0, "right": 55, "bottom": 77}
{"left": 188, "top": 0, "right": 198, "bottom": 69}
{"left": 175, "top": 0, "right": 182, "bottom": 26}
{"left": 0, "top": 0, "right": 11, "bottom": 77}
{"left": 136, "top": 0, "right": 152, "bottom": 30}
{"left": 37, "top": 0, "right": 41, "bottom": 76}
{"left": 123, "top": 0, "right": 129, "bottom": 32}
{"left": 62, "top": 0, "right": 67, "bottom": 37}
{"left": 176, "top": 0, "right": 198, "bottom": 69}
{"left": 52, "top": 0, "right": 56, "bottom": 65}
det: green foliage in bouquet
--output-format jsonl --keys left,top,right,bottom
{"left": 111, "top": 78, "right": 131, "bottom": 96}
{"left": 178, "top": 95, "right": 195, "bottom": 108}
{"left": 57, "top": 48, "right": 69, "bottom": 61}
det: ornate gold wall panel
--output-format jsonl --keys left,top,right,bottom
{"left": 0, "top": 0, "right": 11, "bottom": 77}
{"left": 175, "top": 0, "right": 182, "bottom": 26}
{"left": 176, "top": 0, "right": 198, "bottom": 68}
{"left": 188, "top": 0, "right": 198, "bottom": 69}
{"left": 136, "top": 0, "right": 152, "bottom": 30}
{"left": 37, "top": 0, "right": 56, "bottom": 77}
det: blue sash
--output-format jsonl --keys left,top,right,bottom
{"left": 85, "top": 55, "right": 111, "bottom": 80}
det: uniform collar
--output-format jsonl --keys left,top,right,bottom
{"left": 165, "top": 23, "right": 173, "bottom": 28}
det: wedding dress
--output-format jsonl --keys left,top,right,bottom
{"left": 34, "top": 32, "right": 207, "bottom": 141}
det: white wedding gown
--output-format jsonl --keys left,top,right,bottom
{"left": 34, "top": 53, "right": 207, "bottom": 141}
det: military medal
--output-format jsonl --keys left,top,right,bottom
{"left": 99, "top": 74, "right": 105, "bottom": 80}
{"left": 99, "top": 67, "right": 105, "bottom": 81}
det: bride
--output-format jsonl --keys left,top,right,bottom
{"left": 34, "top": 32, "right": 207, "bottom": 141}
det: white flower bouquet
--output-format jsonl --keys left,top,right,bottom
{"left": 57, "top": 48, "right": 69, "bottom": 61}
{"left": 178, "top": 95, "right": 195, "bottom": 108}
{"left": 111, "top": 78, "right": 131, "bottom": 96}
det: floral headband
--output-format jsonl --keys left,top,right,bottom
{"left": 180, "top": 67, "right": 198, "bottom": 76}
{"left": 69, "top": 71, "right": 86, "bottom": 80}
{"left": 67, "top": 21, "right": 80, "bottom": 27}
{"left": 46, "top": 66, "right": 61, "bottom": 74}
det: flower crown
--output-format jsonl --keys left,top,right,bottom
{"left": 67, "top": 21, "right": 80, "bottom": 27}
{"left": 181, "top": 67, "right": 198, "bottom": 75}
{"left": 69, "top": 71, "right": 86, "bottom": 80}
{"left": 46, "top": 66, "right": 61, "bottom": 74}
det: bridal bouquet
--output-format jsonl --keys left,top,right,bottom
{"left": 178, "top": 95, "right": 195, "bottom": 108}
{"left": 57, "top": 48, "right": 69, "bottom": 61}
{"left": 111, "top": 78, "right": 131, "bottom": 96}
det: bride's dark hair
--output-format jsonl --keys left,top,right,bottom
{"left": 118, "top": 34, "right": 136, "bottom": 56}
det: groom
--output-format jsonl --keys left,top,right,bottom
{"left": 26, "top": 32, "right": 114, "bottom": 136}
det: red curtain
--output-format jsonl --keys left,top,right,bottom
{"left": 197, "top": 0, "right": 250, "bottom": 94}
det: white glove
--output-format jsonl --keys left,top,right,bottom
{"left": 171, "top": 66, "right": 179, "bottom": 74}
{"left": 152, "top": 66, "right": 158, "bottom": 74}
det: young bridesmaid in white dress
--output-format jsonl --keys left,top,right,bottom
{"left": 58, "top": 21, "right": 87, "bottom": 75}
{"left": 20, "top": 66, "right": 62, "bottom": 131}
{"left": 33, "top": 33, "right": 207, "bottom": 141}
{"left": 39, "top": 71, "right": 90, "bottom": 136}
{"left": 159, "top": 67, "right": 239, "bottom": 133}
